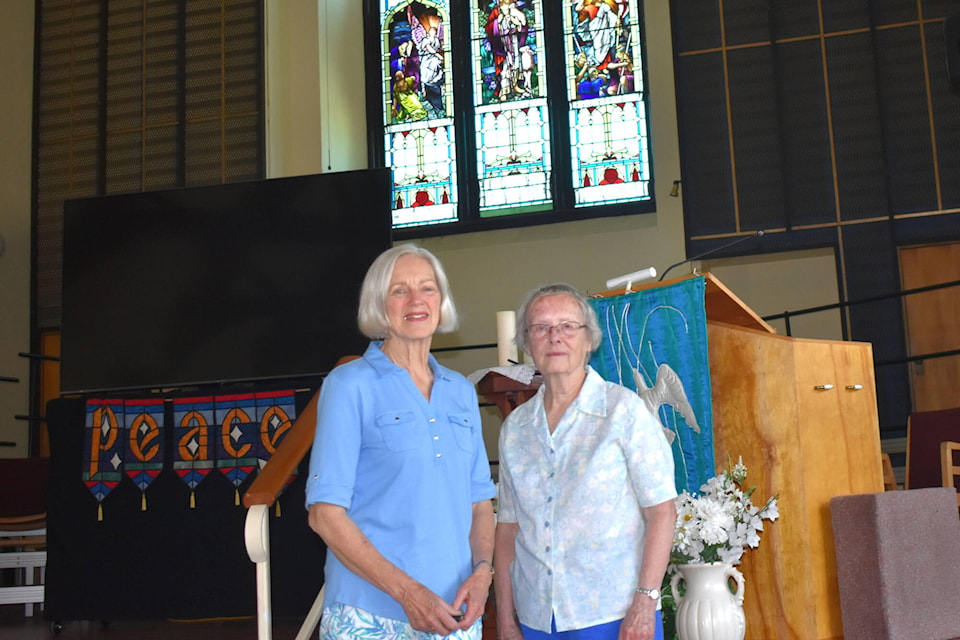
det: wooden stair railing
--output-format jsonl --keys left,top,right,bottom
{"left": 242, "top": 356, "right": 358, "bottom": 640}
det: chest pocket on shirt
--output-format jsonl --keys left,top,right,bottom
{"left": 448, "top": 412, "right": 476, "bottom": 453}
{"left": 375, "top": 410, "right": 419, "bottom": 452}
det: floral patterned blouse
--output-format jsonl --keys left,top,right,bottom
{"left": 497, "top": 367, "right": 677, "bottom": 632}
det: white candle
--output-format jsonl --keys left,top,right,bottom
{"left": 496, "top": 311, "right": 518, "bottom": 367}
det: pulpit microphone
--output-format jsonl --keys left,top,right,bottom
{"left": 658, "top": 230, "right": 765, "bottom": 281}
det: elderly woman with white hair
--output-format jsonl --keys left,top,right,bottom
{"left": 494, "top": 283, "right": 677, "bottom": 640}
{"left": 306, "top": 244, "right": 496, "bottom": 640}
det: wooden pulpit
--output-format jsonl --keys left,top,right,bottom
{"left": 479, "top": 274, "right": 883, "bottom": 640}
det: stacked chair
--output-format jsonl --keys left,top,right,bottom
{"left": 0, "top": 456, "right": 50, "bottom": 616}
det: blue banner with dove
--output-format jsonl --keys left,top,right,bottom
{"left": 588, "top": 276, "right": 715, "bottom": 493}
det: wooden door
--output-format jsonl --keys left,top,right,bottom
{"left": 793, "top": 338, "right": 882, "bottom": 639}
{"left": 900, "top": 243, "right": 960, "bottom": 412}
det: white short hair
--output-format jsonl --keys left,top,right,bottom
{"left": 357, "top": 244, "right": 459, "bottom": 339}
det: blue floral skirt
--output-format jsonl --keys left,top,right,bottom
{"left": 320, "top": 602, "right": 483, "bottom": 640}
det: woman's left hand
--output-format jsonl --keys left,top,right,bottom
{"left": 451, "top": 564, "right": 494, "bottom": 630}
{"left": 619, "top": 594, "right": 658, "bottom": 640}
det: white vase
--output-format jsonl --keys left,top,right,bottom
{"left": 670, "top": 562, "right": 746, "bottom": 640}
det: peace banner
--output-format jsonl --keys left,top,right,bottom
{"left": 83, "top": 398, "right": 125, "bottom": 520}
{"left": 254, "top": 390, "right": 297, "bottom": 514}
{"left": 173, "top": 396, "right": 215, "bottom": 508}
{"left": 214, "top": 393, "right": 259, "bottom": 505}
{"left": 123, "top": 398, "right": 164, "bottom": 510}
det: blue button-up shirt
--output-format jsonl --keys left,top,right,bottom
{"left": 497, "top": 367, "right": 677, "bottom": 632}
{"left": 306, "top": 342, "right": 496, "bottom": 622}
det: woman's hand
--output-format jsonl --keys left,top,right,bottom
{"left": 452, "top": 562, "right": 494, "bottom": 630}
{"left": 619, "top": 498, "right": 676, "bottom": 640}
{"left": 310, "top": 503, "right": 462, "bottom": 634}
{"left": 457, "top": 499, "right": 496, "bottom": 629}
{"left": 618, "top": 594, "right": 658, "bottom": 640}
{"left": 397, "top": 580, "right": 466, "bottom": 636}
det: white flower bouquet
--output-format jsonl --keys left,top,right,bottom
{"left": 671, "top": 457, "right": 779, "bottom": 566}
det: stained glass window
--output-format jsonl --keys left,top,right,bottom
{"left": 371, "top": 0, "right": 653, "bottom": 232}
{"left": 472, "top": 0, "right": 551, "bottom": 214}
{"left": 381, "top": 0, "right": 458, "bottom": 227}
{"left": 565, "top": 0, "right": 649, "bottom": 205}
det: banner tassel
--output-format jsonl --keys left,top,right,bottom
{"left": 98, "top": 503, "right": 103, "bottom": 522}
{"left": 190, "top": 491, "right": 196, "bottom": 509}
{"left": 235, "top": 488, "right": 240, "bottom": 506}
{"left": 141, "top": 493, "right": 147, "bottom": 511}
{"left": 275, "top": 501, "right": 282, "bottom": 518}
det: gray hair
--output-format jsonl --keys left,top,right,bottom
{"left": 357, "top": 244, "right": 459, "bottom": 339}
{"left": 514, "top": 283, "right": 603, "bottom": 356}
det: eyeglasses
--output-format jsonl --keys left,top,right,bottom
{"left": 525, "top": 322, "right": 587, "bottom": 339}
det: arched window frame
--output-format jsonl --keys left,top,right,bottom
{"left": 362, "top": 0, "right": 656, "bottom": 239}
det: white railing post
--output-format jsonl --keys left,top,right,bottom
{"left": 244, "top": 504, "right": 272, "bottom": 640}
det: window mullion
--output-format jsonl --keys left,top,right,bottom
{"left": 449, "top": 0, "right": 480, "bottom": 223}
{"left": 542, "top": 1, "right": 573, "bottom": 212}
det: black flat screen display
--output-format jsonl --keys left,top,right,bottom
{"left": 60, "top": 169, "right": 393, "bottom": 394}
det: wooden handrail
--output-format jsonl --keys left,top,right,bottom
{"left": 242, "top": 355, "right": 359, "bottom": 509}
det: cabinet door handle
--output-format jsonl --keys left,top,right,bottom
{"left": 814, "top": 384, "right": 834, "bottom": 391}
{"left": 845, "top": 384, "right": 864, "bottom": 391}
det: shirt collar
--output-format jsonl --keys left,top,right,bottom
{"left": 517, "top": 365, "right": 608, "bottom": 425}
{"left": 569, "top": 366, "right": 608, "bottom": 418}
{"left": 362, "top": 340, "right": 451, "bottom": 381}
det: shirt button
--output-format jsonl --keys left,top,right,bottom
{"left": 429, "top": 418, "right": 436, "bottom": 423}
{"left": 433, "top": 435, "right": 439, "bottom": 440}
{"left": 547, "top": 569, "right": 553, "bottom": 576}
{"left": 547, "top": 496, "right": 553, "bottom": 503}
{"left": 436, "top": 453, "right": 442, "bottom": 458}
{"left": 545, "top": 546, "right": 551, "bottom": 552}
{"left": 544, "top": 521, "right": 550, "bottom": 528}
{"left": 549, "top": 472, "right": 555, "bottom": 478}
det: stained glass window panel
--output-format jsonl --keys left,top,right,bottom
{"left": 473, "top": 0, "right": 552, "bottom": 213}
{"left": 565, "top": 0, "right": 650, "bottom": 206}
{"left": 381, "top": 0, "right": 458, "bottom": 227}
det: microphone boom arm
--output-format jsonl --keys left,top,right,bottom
{"left": 658, "top": 230, "right": 765, "bottom": 281}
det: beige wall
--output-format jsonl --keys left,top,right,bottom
{"left": 0, "top": 0, "right": 35, "bottom": 456}
{"left": 265, "top": 0, "right": 368, "bottom": 176}
{"left": 266, "top": 0, "right": 686, "bottom": 451}
{"left": 265, "top": 0, "right": 686, "bottom": 344}
{"left": 264, "top": 1, "right": 851, "bottom": 453}
{"left": 702, "top": 249, "right": 843, "bottom": 341}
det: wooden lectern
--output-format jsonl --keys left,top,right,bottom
{"left": 479, "top": 274, "right": 883, "bottom": 640}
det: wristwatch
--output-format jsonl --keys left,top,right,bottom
{"left": 635, "top": 586, "right": 660, "bottom": 601}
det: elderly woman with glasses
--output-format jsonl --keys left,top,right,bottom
{"left": 306, "top": 244, "right": 496, "bottom": 640}
{"left": 493, "top": 283, "right": 677, "bottom": 640}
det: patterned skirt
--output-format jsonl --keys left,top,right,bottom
{"left": 320, "top": 602, "right": 483, "bottom": 640}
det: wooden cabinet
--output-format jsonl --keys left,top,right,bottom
{"left": 709, "top": 322, "right": 882, "bottom": 640}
